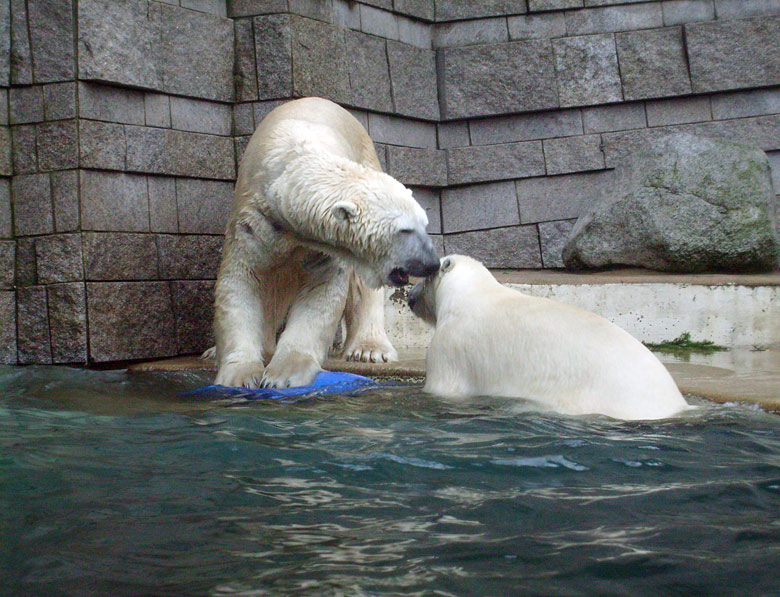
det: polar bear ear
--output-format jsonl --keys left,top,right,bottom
{"left": 331, "top": 201, "right": 359, "bottom": 222}
{"left": 441, "top": 257, "right": 454, "bottom": 273}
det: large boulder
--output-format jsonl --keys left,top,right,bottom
{"left": 563, "top": 133, "right": 780, "bottom": 272}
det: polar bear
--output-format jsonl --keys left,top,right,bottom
{"left": 407, "top": 255, "right": 689, "bottom": 420}
{"left": 214, "top": 97, "right": 439, "bottom": 389}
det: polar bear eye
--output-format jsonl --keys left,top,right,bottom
{"left": 399, "top": 228, "right": 413, "bottom": 234}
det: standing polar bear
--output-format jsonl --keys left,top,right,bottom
{"left": 214, "top": 97, "right": 439, "bottom": 388}
{"left": 408, "top": 255, "right": 689, "bottom": 420}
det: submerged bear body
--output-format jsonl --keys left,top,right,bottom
{"left": 409, "top": 255, "right": 688, "bottom": 421}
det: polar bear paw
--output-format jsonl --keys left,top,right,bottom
{"left": 262, "top": 351, "right": 321, "bottom": 388}
{"left": 201, "top": 346, "right": 216, "bottom": 360}
{"left": 344, "top": 339, "right": 398, "bottom": 363}
{"left": 215, "top": 361, "right": 266, "bottom": 389}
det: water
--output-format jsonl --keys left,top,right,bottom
{"left": 2, "top": 366, "right": 780, "bottom": 596}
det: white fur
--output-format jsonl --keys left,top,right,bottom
{"left": 214, "top": 98, "right": 429, "bottom": 388}
{"left": 416, "top": 255, "right": 689, "bottom": 421}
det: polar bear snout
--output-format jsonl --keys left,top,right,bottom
{"left": 386, "top": 229, "right": 440, "bottom": 286}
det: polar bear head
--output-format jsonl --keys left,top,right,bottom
{"left": 407, "top": 254, "right": 497, "bottom": 323}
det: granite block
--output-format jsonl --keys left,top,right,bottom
{"left": 359, "top": 4, "right": 398, "bottom": 39}
{"left": 12, "top": 173, "right": 53, "bottom": 236}
{"left": 0, "top": 241, "right": 14, "bottom": 288}
{"left": 386, "top": 41, "right": 439, "bottom": 121}
{"left": 539, "top": 219, "right": 576, "bottom": 268}
{"left": 0, "top": 90, "right": 7, "bottom": 124}
{"left": 27, "top": 0, "right": 75, "bottom": 83}
{"left": 441, "top": 181, "right": 520, "bottom": 233}
{"left": 78, "top": 0, "right": 163, "bottom": 90}
{"left": 37, "top": 120, "right": 78, "bottom": 171}
{"left": 51, "top": 170, "right": 79, "bottom": 232}
{"left": 447, "top": 141, "right": 546, "bottom": 185}
{"left": 145, "top": 93, "right": 172, "bottom": 128}
{"left": 684, "top": 114, "right": 780, "bottom": 152}
{"left": 170, "top": 97, "right": 232, "bottom": 136}
{"left": 83, "top": 232, "right": 159, "bottom": 280}
{"left": 553, "top": 34, "right": 622, "bottom": 107}
{"left": 398, "top": 15, "right": 432, "bottom": 48}
{"left": 565, "top": 3, "right": 663, "bottom": 35}
{"left": 9, "top": 86, "right": 44, "bottom": 124}
{"left": 15, "top": 238, "right": 37, "bottom": 286}
{"left": 171, "top": 280, "right": 216, "bottom": 354}
{"left": 333, "top": 0, "right": 361, "bottom": 28}
{"left": 686, "top": 17, "right": 780, "bottom": 93}
{"left": 229, "top": 0, "right": 288, "bottom": 17}
{"left": 289, "top": 0, "right": 333, "bottom": 21}
{"left": 17, "top": 285, "right": 51, "bottom": 364}
{"left": 160, "top": 4, "right": 234, "bottom": 102}
{"left": 710, "top": 88, "right": 780, "bottom": 120}
{"left": 35, "top": 233, "right": 83, "bottom": 284}
{"left": 0, "top": 1, "right": 9, "bottom": 86}
{"left": 508, "top": 12, "right": 566, "bottom": 40}
{"left": 11, "top": 125, "right": 37, "bottom": 174}
{"left": 714, "top": 0, "right": 780, "bottom": 20}
{"left": 410, "top": 187, "right": 441, "bottom": 234}
{"left": 43, "top": 82, "right": 77, "bottom": 121}
{"left": 439, "top": 39, "right": 558, "bottom": 119}
{"left": 374, "top": 143, "right": 388, "bottom": 172}
{"left": 616, "top": 27, "right": 691, "bottom": 101}
{"left": 646, "top": 96, "right": 711, "bottom": 126}
{"left": 182, "top": 0, "right": 228, "bottom": 17}
{"left": 433, "top": 17, "right": 508, "bottom": 48}
{"left": 233, "top": 103, "right": 256, "bottom": 136}
{"left": 661, "top": 0, "right": 715, "bottom": 26}
{"left": 148, "top": 176, "right": 179, "bottom": 234}
{"left": 10, "top": 0, "right": 33, "bottom": 85}
{"left": 79, "top": 120, "right": 127, "bottom": 171}
{"left": 80, "top": 170, "right": 149, "bottom": 232}
{"left": 470, "top": 109, "right": 583, "bottom": 145}
{"left": 234, "top": 17, "right": 259, "bottom": 102}
{"left": 435, "top": 0, "right": 527, "bottom": 20}
{"left": 367, "top": 113, "right": 437, "bottom": 148}
{"left": 253, "top": 100, "right": 286, "bottom": 125}
{"left": 437, "top": 121, "right": 470, "bottom": 149}
{"left": 125, "top": 126, "right": 235, "bottom": 180}
{"left": 78, "top": 82, "right": 146, "bottom": 125}
{"left": 516, "top": 170, "right": 614, "bottom": 223}
{"left": 175, "top": 178, "right": 233, "bottom": 234}
{"left": 346, "top": 31, "right": 393, "bottom": 113}
{"left": 528, "top": 0, "right": 583, "bottom": 11}
{"left": 47, "top": 282, "right": 87, "bottom": 363}
{"left": 582, "top": 102, "right": 646, "bottom": 133}
{"left": 444, "top": 226, "right": 542, "bottom": 269}
{"left": 386, "top": 146, "right": 447, "bottom": 187}
{"left": 235, "top": 136, "right": 251, "bottom": 167}
{"left": 543, "top": 134, "right": 605, "bottom": 175}
{"left": 291, "top": 17, "right": 350, "bottom": 103}
{"left": 0, "top": 127, "right": 10, "bottom": 176}
{"left": 0, "top": 291, "right": 15, "bottom": 364}
{"left": 397, "top": 0, "right": 436, "bottom": 20}
{"left": 0, "top": 179, "right": 10, "bottom": 238}
{"left": 157, "top": 234, "right": 224, "bottom": 279}
{"left": 87, "top": 281, "right": 177, "bottom": 362}
{"left": 253, "top": 15, "right": 293, "bottom": 99}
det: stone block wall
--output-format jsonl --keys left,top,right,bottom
{"left": 2, "top": 0, "right": 780, "bottom": 364}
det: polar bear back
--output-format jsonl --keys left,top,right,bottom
{"left": 425, "top": 258, "right": 687, "bottom": 420}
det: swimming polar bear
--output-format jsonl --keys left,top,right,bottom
{"left": 213, "top": 97, "right": 439, "bottom": 389}
{"left": 407, "top": 255, "right": 689, "bottom": 420}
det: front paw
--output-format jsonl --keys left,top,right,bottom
{"left": 201, "top": 345, "right": 216, "bottom": 360}
{"left": 215, "top": 361, "right": 265, "bottom": 389}
{"left": 262, "top": 351, "right": 321, "bottom": 388}
{"left": 343, "top": 339, "right": 398, "bottom": 363}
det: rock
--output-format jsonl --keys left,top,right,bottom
{"left": 563, "top": 133, "right": 780, "bottom": 272}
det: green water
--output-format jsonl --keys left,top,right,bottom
{"left": 1, "top": 366, "right": 779, "bottom": 595}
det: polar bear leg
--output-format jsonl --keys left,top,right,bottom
{"left": 262, "top": 257, "right": 349, "bottom": 388}
{"left": 213, "top": 263, "right": 270, "bottom": 389}
{"left": 342, "top": 272, "right": 398, "bottom": 363}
